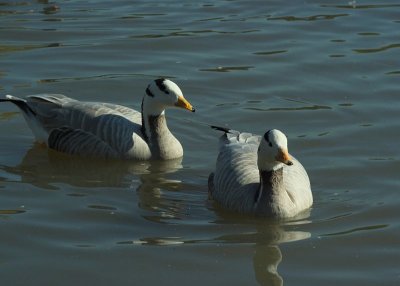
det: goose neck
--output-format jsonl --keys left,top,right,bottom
{"left": 259, "top": 168, "right": 283, "bottom": 191}
{"left": 255, "top": 168, "right": 285, "bottom": 206}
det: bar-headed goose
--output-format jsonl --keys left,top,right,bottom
{"left": 1, "top": 78, "right": 194, "bottom": 160}
{"left": 208, "top": 126, "right": 312, "bottom": 218}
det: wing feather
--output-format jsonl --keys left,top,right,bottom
{"left": 211, "top": 131, "right": 261, "bottom": 212}
{"left": 48, "top": 127, "right": 119, "bottom": 159}
{"left": 22, "top": 94, "right": 149, "bottom": 157}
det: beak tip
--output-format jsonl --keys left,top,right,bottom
{"left": 191, "top": 107, "right": 196, "bottom": 112}
{"left": 276, "top": 149, "right": 292, "bottom": 166}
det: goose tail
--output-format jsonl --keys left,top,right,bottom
{"left": 0, "top": 95, "right": 36, "bottom": 116}
{"left": 210, "top": 125, "right": 232, "bottom": 134}
{"left": 1, "top": 95, "right": 48, "bottom": 143}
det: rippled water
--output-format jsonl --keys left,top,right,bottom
{"left": 1, "top": 0, "right": 399, "bottom": 285}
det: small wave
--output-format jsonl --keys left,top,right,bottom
{"left": 353, "top": 43, "right": 400, "bottom": 54}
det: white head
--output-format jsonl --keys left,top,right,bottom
{"left": 257, "top": 129, "right": 293, "bottom": 171}
{"left": 142, "top": 78, "right": 195, "bottom": 116}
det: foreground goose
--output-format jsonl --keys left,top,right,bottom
{"left": 208, "top": 126, "right": 313, "bottom": 218}
{"left": 0, "top": 78, "right": 195, "bottom": 160}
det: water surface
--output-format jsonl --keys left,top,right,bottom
{"left": 1, "top": 0, "right": 399, "bottom": 285}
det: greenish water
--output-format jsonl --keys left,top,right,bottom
{"left": 0, "top": 1, "right": 399, "bottom": 285}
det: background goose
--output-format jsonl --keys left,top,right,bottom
{"left": 208, "top": 126, "right": 313, "bottom": 218}
{"left": 0, "top": 78, "right": 195, "bottom": 160}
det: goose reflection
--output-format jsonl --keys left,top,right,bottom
{"left": 210, "top": 209, "right": 311, "bottom": 286}
{"left": 252, "top": 224, "right": 311, "bottom": 286}
{"left": 1, "top": 144, "right": 190, "bottom": 224}
{"left": 0, "top": 144, "right": 183, "bottom": 190}
{"left": 134, "top": 160, "right": 197, "bottom": 223}
{"left": 132, "top": 210, "right": 311, "bottom": 286}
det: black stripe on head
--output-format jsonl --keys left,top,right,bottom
{"left": 263, "top": 130, "right": 273, "bottom": 147}
{"left": 155, "top": 78, "right": 169, "bottom": 94}
{"left": 145, "top": 85, "right": 154, "bottom": 97}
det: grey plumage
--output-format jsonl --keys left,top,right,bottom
{"left": 208, "top": 128, "right": 313, "bottom": 218}
{"left": 48, "top": 127, "right": 119, "bottom": 159}
{"left": 1, "top": 79, "right": 194, "bottom": 160}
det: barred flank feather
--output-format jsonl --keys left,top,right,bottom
{"left": 48, "top": 127, "right": 119, "bottom": 159}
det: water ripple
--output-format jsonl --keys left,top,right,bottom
{"left": 88, "top": 205, "right": 117, "bottom": 211}
{"left": 268, "top": 14, "right": 348, "bottom": 21}
{"left": 0, "top": 209, "right": 26, "bottom": 215}
{"left": 358, "top": 32, "right": 380, "bottom": 36}
{"left": 244, "top": 105, "right": 332, "bottom": 112}
{"left": 320, "top": 224, "right": 388, "bottom": 237}
{"left": 322, "top": 4, "right": 400, "bottom": 9}
{"left": 386, "top": 70, "right": 400, "bottom": 75}
{"left": 38, "top": 73, "right": 169, "bottom": 83}
{"left": 0, "top": 43, "right": 61, "bottom": 54}
{"left": 119, "top": 13, "right": 166, "bottom": 19}
{"left": 131, "top": 29, "right": 258, "bottom": 38}
{"left": 254, "top": 50, "right": 287, "bottom": 56}
{"left": 195, "top": 17, "right": 225, "bottom": 22}
{"left": 199, "top": 66, "right": 254, "bottom": 72}
{"left": 353, "top": 43, "right": 400, "bottom": 54}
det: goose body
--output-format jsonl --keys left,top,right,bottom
{"left": 208, "top": 127, "right": 312, "bottom": 218}
{"left": 0, "top": 78, "right": 195, "bottom": 160}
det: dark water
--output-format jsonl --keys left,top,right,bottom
{"left": 1, "top": 0, "right": 399, "bottom": 285}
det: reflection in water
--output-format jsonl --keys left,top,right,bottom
{"left": 254, "top": 245, "right": 283, "bottom": 286}
{"left": 1, "top": 145, "right": 312, "bottom": 286}
{"left": 0, "top": 144, "right": 183, "bottom": 190}
{"left": 118, "top": 224, "right": 310, "bottom": 286}
{"left": 253, "top": 227, "right": 310, "bottom": 286}
{"left": 210, "top": 220, "right": 311, "bottom": 286}
{"left": 117, "top": 237, "right": 184, "bottom": 246}
{"left": 209, "top": 214, "right": 311, "bottom": 285}
{"left": 1, "top": 144, "right": 189, "bottom": 223}
{"left": 129, "top": 211, "right": 311, "bottom": 286}
{"left": 136, "top": 169, "right": 192, "bottom": 224}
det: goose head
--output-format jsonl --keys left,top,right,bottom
{"left": 257, "top": 129, "right": 293, "bottom": 171}
{"left": 142, "top": 78, "right": 195, "bottom": 116}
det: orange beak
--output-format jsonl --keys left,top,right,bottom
{"left": 175, "top": 96, "right": 195, "bottom": 112}
{"left": 276, "top": 149, "right": 293, "bottom": 166}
